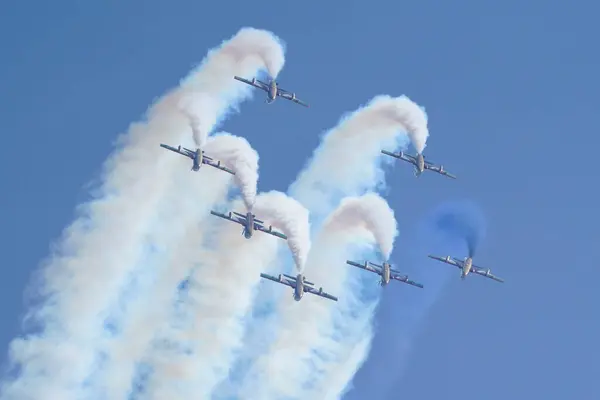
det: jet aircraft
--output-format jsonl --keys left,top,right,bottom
{"left": 346, "top": 260, "right": 424, "bottom": 288}
{"left": 381, "top": 149, "right": 456, "bottom": 179}
{"left": 233, "top": 76, "right": 309, "bottom": 107}
{"left": 259, "top": 272, "right": 338, "bottom": 302}
{"left": 428, "top": 255, "right": 504, "bottom": 283}
{"left": 160, "top": 144, "right": 235, "bottom": 174}
{"left": 210, "top": 210, "right": 287, "bottom": 240}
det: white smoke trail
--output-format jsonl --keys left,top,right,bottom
{"left": 290, "top": 95, "right": 428, "bottom": 216}
{"left": 90, "top": 134, "right": 258, "bottom": 399}
{"left": 143, "top": 191, "right": 310, "bottom": 399}
{"left": 206, "top": 132, "right": 259, "bottom": 211}
{"left": 315, "top": 320, "right": 375, "bottom": 400}
{"left": 177, "top": 27, "right": 286, "bottom": 148}
{"left": 0, "top": 27, "right": 285, "bottom": 400}
{"left": 238, "top": 193, "right": 397, "bottom": 399}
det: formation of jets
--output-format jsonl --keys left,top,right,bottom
{"left": 157, "top": 73, "right": 503, "bottom": 303}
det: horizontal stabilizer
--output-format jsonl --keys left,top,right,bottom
{"left": 282, "top": 273, "right": 297, "bottom": 281}
{"left": 282, "top": 273, "right": 314, "bottom": 286}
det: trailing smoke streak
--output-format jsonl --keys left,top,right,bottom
{"left": 434, "top": 200, "right": 487, "bottom": 258}
{"left": 144, "top": 191, "right": 310, "bottom": 399}
{"left": 175, "top": 27, "right": 285, "bottom": 148}
{"left": 290, "top": 95, "right": 427, "bottom": 216}
{"left": 91, "top": 135, "right": 256, "bottom": 399}
{"left": 207, "top": 132, "right": 259, "bottom": 211}
{"left": 0, "top": 27, "right": 285, "bottom": 400}
{"left": 221, "top": 97, "right": 426, "bottom": 397}
{"left": 340, "top": 203, "right": 481, "bottom": 400}
{"left": 313, "top": 308, "right": 376, "bottom": 400}
{"left": 238, "top": 194, "right": 397, "bottom": 399}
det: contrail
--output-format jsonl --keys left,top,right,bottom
{"left": 0, "top": 27, "right": 285, "bottom": 400}
{"left": 290, "top": 95, "right": 427, "bottom": 216}
{"left": 142, "top": 191, "right": 310, "bottom": 400}
{"left": 238, "top": 193, "right": 398, "bottom": 400}
{"left": 88, "top": 134, "right": 258, "bottom": 400}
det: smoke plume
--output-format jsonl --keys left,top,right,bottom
{"left": 290, "top": 95, "right": 428, "bottom": 216}
{"left": 238, "top": 193, "right": 397, "bottom": 399}
{"left": 207, "top": 132, "right": 259, "bottom": 211}
{"left": 433, "top": 200, "right": 487, "bottom": 257}
{"left": 0, "top": 27, "right": 285, "bottom": 400}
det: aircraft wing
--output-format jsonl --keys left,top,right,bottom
{"left": 472, "top": 266, "right": 505, "bottom": 283}
{"left": 381, "top": 149, "right": 417, "bottom": 165}
{"left": 304, "top": 285, "right": 338, "bottom": 301}
{"left": 390, "top": 272, "right": 424, "bottom": 288}
{"left": 277, "top": 89, "right": 309, "bottom": 107}
{"left": 346, "top": 260, "right": 382, "bottom": 275}
{"left": 254, "top": 223, "right": 288, "bottom": 240}
{"left": 203, "top": 158, "right": 235, "bottom": 175}
{"left": 423, "top": 162, "right": 457, "bottom": 179}
{"left": 260, "top": 273, "right": 297, "bottom": 288}
{"left": 233, "top": 76, "right": 268, "bottom": 92}
{"left": 428, "top": 255, "right": 463, "bottom": 269}
{"left": 160, "top": 143, "right": 195, "bottom": 159}
{"left": 210, "top": 210, "right": 247, "bottom": 226}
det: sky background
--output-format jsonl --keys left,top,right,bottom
{"left": 1, "top": 1, "right": 598, "bottom": 399}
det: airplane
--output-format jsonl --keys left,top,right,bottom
{"left": 428, "top": 255, "right": 504, "bottom": 283}
{"left": 259, "top": 272, "right": 338, "bottom": 302}
{"left": 381, "top": 149, "right": 456, "bottom": 179}
{"left": 160, "top": 143, "right": 235, "bottom": 174}
{"left": 233, "top": 76, "right": 309, "bottom": 107}
{"left": 346, "top": 260, "right": 424, "bottom": 288}
{"left": 210, "top": 210, "right": 287, "bottom": 240}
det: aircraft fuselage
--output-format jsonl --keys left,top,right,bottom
{"left": 192, "top": 149, "right": 202, "bottom": 171}
{"left": 267, "top": 81, "right": 277, "bottom": 103}
{"left": 462, "top": 257, "right": 473, "bottom": 279}
{"left": 381, "top": 263, "right": 391, "bottom": 286}
{"left": 415, "top": 153, "right": 425, "bottom": 176}
{"left": 294, "top": 273, "right": 304, "bottom": 301}
{"left": 244, "top": 212, "right": 255, "bottom": 239}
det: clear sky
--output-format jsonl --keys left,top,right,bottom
{"left": 1, "top": 1, "right": 598, "bottom": 399}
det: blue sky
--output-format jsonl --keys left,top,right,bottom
{"left": 1, "top": 1, "right": 598, "bottom": 399}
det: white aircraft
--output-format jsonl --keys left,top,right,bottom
{"left": 259, "top": 273, "right": 337, "bottom": 301}
{"left": 428, "top": 255, "right": 504, "bottom": 283}
{"left": 381, "top": 149, "right": 456, "bottom": 179}
{"left": 347, "top": 260, "right": 423, "bottom": 288}
{"left": 233, "top": 76, "right": 309, "bottom": 107}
